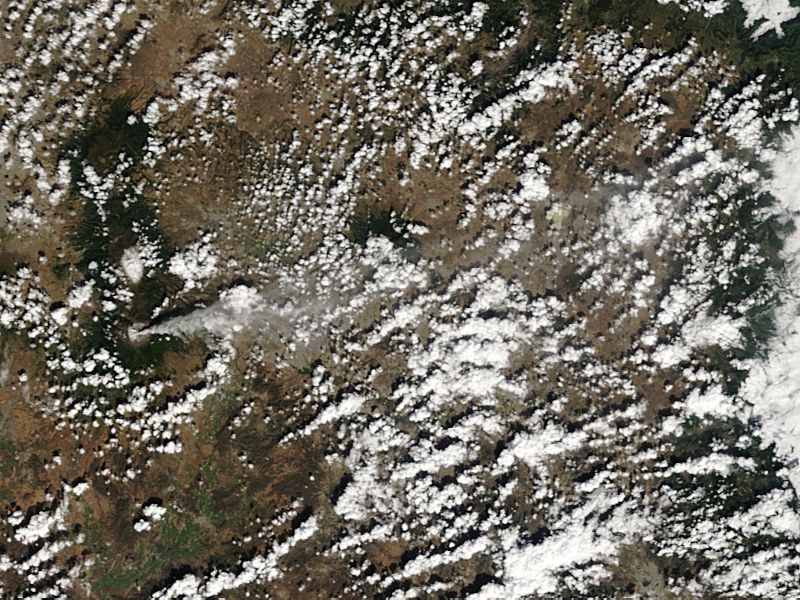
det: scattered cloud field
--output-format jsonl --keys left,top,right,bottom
{"left": 2, "top": 0, "right": 800, "bottom": 598}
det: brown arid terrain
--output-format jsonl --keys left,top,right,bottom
{"left": 4, "top": 0, "right": 800, "bottom": 598}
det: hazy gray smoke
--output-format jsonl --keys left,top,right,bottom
{"left": 129, "top": 284, "right": 292, "bottom": 341}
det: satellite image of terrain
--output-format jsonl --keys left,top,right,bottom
{"left": 4, "top": 0, "right": 800, "bottom": 597}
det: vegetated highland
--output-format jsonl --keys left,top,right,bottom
{"left": 3, "top": 0, "right": 800, "bottom": 598}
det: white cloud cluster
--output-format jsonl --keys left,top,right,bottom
{"left": 151, "top": 516, "right": 318, "bottom": 599}
{"left": 168, "top": 232, "right": 220, "bottom": 293}
{"left": 0, "top": 483, "right": 90, "bottom": 596}
{"left": 742, "top": 123, "right": 800, "bottom": 491}
{"left": 741, "top": 0, "right": 800, "bottom": 37}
